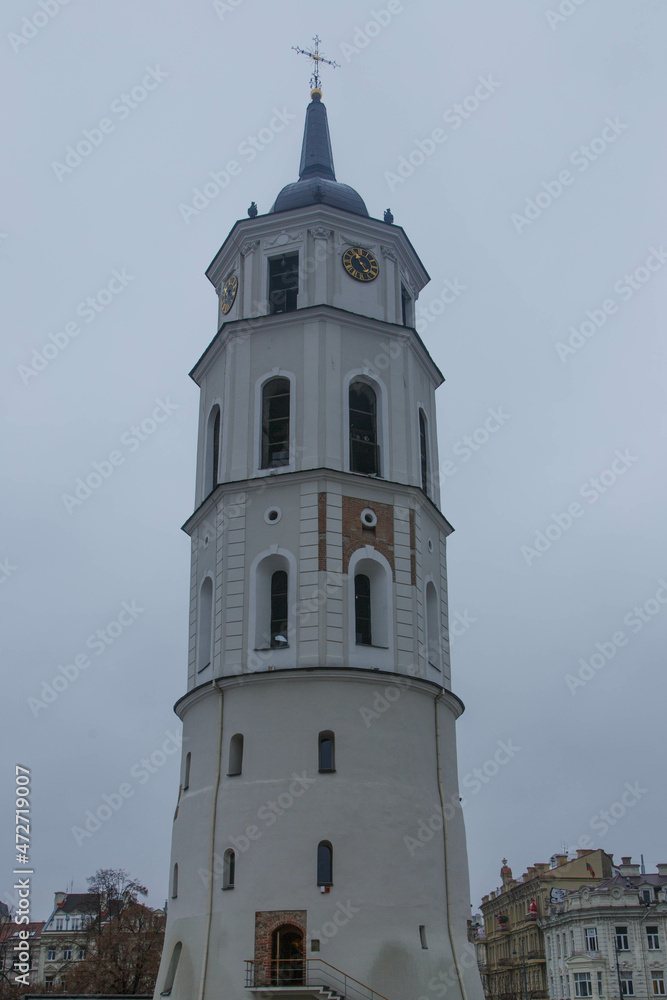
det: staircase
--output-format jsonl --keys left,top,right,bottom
{"left": 244, "top": 958, "right": 391, "bottom": 1000}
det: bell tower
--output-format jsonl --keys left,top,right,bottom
{"left": 154, "top": 72, "right": 483, "bottom": 1000}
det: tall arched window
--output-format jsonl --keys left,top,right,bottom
{"left": 354, "top": 574, "right": 372, "bottom": 645}
{"left": 318, "top": 732, "right": 335, "bottom": 772}
{"left": 228, "top": 734, "right": 244, "bottom": 776}
{"left": 425, "top": 581, "right": 440, "bottom": 669}
{"left": 160, "top": 942, "right": 182, "bottom": 997}
{"left": 183, "top": 752, "right": 191, "bottom": 790}
{"left": 223, "top": 849, "right": 235, "bottom": 889}
{"left": 261, "top": 378, "right": 290, "bottom": 468}
{"left": 419, "top": 409, "right": 429, "bottom": 494}
{"left": 349, "top": 381, "right": 379, "bottom": 475}
{"left": 270, "top": 570, "right": 288, "bottom": 647}
{"left": 204, "top": 405, "right": 221, "bottom": 496}
{"left": 317, "top": 841, "right": 333, "bottom": 886}
{"left": 171, "top": 863, "right": 178, "bottom": 899}
{"left": 197, "top": 577, "right": 213, "bottom": 672}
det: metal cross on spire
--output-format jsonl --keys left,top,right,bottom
{"left": 292, "top": 35, "right": 340, "bottom": 96}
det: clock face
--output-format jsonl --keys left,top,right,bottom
{"left": 220, "top": 274, "right": 238, "bottom": 314}
{"left": 342, "top": 247, "right": 379, "bottom": 282}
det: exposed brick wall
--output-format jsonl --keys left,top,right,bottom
{"left": 341, "top": 496, "right": 394, "bottom": 574}
{"left": 253, "top": 910, "right": 307, "bottom": 987}
{"left": 318, "top": 492, "right": 327, "bottom": 572}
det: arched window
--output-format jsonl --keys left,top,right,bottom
{"left": 268, "top": 253, "right": 299, "bottom": 314}
{"left": 160, "top": 942, "right": 182, "bottom": 997}
{"left": 171, "top": 863, "right": 178, "bottom": 899}
{"left": 228, "top": 734, "right": 244, "bottom": 776}
{"left": 261, "top": 378, "right": 290, "bottom": 468}
{"left": 419, "top": 409, "right": 429, "bottom": 494}
{"left": 318, "top": 732, "right": 335, "bottom": 772}
{"left": 270, "top": 570, "right": 288, "bottom": 647}
{"left": 425, "top": 581, "right": 440, "bottom": 669}
{"left": 183, "top": 752, "right": 191, "bottom": 790}
{"left": 349, "top": 381, "right": 379, "bottom": 475}
{"left": 204, "top": 405, "right": 221, "bottom": 496}
{"left": 317, "top": 841, "right": 333, "bottom": 886}
{"left": 197, "top": 577, "right": 213, "bottom": 672}
{"left": 223, "top": 849, "right": 235, "bottom": 889}
{"left": 354, "top": 574, "right": 372, "bottom": 645}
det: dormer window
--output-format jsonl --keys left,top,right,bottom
{"left": 268, "top": 254, "right": 299, "bottom": 314}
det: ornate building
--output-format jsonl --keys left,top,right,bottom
{"left": 479, "top": 852, "right": 614, "bottom": 1000}
{"left": 154, "top": 72, "right": 483, "bottom": 1000}
{"left": 540, "top": 859, "right": 667, "bottom": 1000}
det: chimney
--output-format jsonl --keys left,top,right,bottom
{"left": 54, "top": 891, "right": 66, "bottom": 907}
{"left": 482, "top": 895, "right": 490, "bottom": 904}
{"left": 577, "top": 849, "right": 592, "bottom": 859}
{"left": 656, "top": 864, "right": 667, "bottom": 877}
{"left": 534, "top": 863, "right": 549, "bottom": 873}
{"left": 621, "top": 857, "right": 632, "bottom": 865}
{"left": 555, "top": 854, "right": 568, "bottom": 867}
{"left": 618, "top": 858, "right": 641, "bottom": 876}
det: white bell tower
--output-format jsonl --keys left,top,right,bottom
{"left": 154, "top": 75, "right": 483, "bottom": 1000}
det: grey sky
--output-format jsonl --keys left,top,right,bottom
{"left": 2, "top": 0, "right": 666, "bottom": 921}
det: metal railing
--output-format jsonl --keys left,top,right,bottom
{"left": 244, "top": 958, "right": 391, "bottom": 1000}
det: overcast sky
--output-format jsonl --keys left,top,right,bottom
{"left": 2, "top": 0, "right": 666, "bottom": 922}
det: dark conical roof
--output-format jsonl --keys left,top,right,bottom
{"left": 271, "top": 92, "right": 368, "bottom": 217}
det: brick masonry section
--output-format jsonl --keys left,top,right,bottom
{"left": 254, "top": 909, "right": 307, "bottom": 987}
{"left": 341, "top": 496, "right": 395, "bottom": 574}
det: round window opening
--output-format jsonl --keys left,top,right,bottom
{"left": 361, "top": 508, "right": 377, "bottom": 528}
{"left": 203, "top": 534, "right": 210, "bottom": 548}
{"left": 427, "top": 538, "right": 434, "bottom": 553}
{"left": 265, "top": 507, "right": 282, "bottom": 524}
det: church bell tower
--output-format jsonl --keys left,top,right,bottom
{"left": 154, "top": 63, "right": 483, "bottom": 1000}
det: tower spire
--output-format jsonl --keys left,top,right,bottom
{"left": 292, "top": 34, "right": 339, "bottom": 98}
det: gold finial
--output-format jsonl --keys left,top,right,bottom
{"left": 293, "top": 35, "right": 339, "bottom": 95}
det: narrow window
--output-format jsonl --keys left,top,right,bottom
{"left": 197, "top": 577, "right": 213, "bottom": 672}
{"left": 425, "top": 582, "right": 440, "bottom": 668}
{"left": 401, "top": 285, "right": 412, "bottom": 326}
{"left": 204, "top": 405, "right": 221, "bottom": 496}
{"left": 419, "top": 409, "right": 429, "bottom": 493}
{"left": 648, "top": 927, "right": 660, "bottom": 950}
{"left": 652, "top": 974, "right": 665, "bottom": 996}
{"left": 223, "top": 849, "right": 235, "bottom": 889}
{"left": 269, "top": 253, "right": 299, "bottom": 314}
{"left": 616, "top": 927, "right": 629, "bottom": 951}
{"left": 78, "top": 949, "right": 86, "bottom": 961}
{"left": 317, "top": 841, "right": 333, "bottom": 886}
{"left": 270, "top": 570, "right": 288, "bottom": 647}
{"left": 349, "top": 381, "right": 379, "bottom": 475}
{"left": 45, "top": 978, "right": 54, "bottom": 992}
{"left": 171, "top": 863, "right": 178, "bottom": 899}
{"left": 63, "top": 949, "right": 72, "bottom": 961}
{"left": 261, "top": 378, "right": 291, "bottom": 468}
{"left": 419, "top": 925, "right": 428, "bottom": 949}
{"left": 354, "top": 574, "right": 372, "bottom": 645}
{"left": 47, "top": 949, "right": 56, "bottom": 961}
{"left": 228, "top": 734, "right": 244, "bottom": 776}
{"left": 160, "top": 942, "right": 182, "bottom": 997}
{"left": 597, "top": 972, "right": 604, "bottom": 996}
{"left": 318, "top": 732, "right": 335, "bottom": 772}
{"left": 183, "top": 752, "right": 191, "bottom": 791}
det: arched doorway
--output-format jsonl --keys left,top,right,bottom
{"left": 270, "top": 924, "right": 304, "bottom": 985}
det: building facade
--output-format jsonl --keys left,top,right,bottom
{"left": 540, "top": 860, "right": 667, "bottom": 1000}
{"left": 479, "top": 851, "right": 614, "bottom": 1000}
{"left": 153, "top": 82, "right": 483, "bottom": 1000}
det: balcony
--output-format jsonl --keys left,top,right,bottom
{"left": 244, "top": 959, "right": 390, "bottom": 1000}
